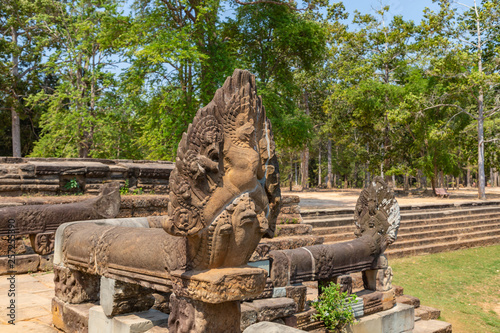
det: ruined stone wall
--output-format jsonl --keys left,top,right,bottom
{"left": 0, "top": 157, "right": 173, "bottom": 196}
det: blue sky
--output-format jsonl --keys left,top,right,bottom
{"left": 341, "top": 0, "right": 441, "bottom": 23}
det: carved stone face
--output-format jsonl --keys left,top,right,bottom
{"left": 235, "top": 113, "right": 255, "bottom": 144}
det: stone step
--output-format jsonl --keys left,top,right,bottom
{"left": 413, "top": 319, "right": 452, "bottom": 333}
{"left": 303, "top": 205, "right": 500, "bottom": 224}
{"left": 306, "top": 209, "right": 500, "bottom": 229}
{"left": 314, "top": 217, "right": 500, "bottom": 242}
{"left": 301, "top": 200, "right": 500, "bottom": 218}
{"left": 386, "top": 235, "right": 500, "bottom": 258}
{"left": 389, "top": 227, "right": 500, "bottom": 250}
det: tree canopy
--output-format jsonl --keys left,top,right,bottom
{"left": 1, "top": 0, "right": 500, "bottom": 198}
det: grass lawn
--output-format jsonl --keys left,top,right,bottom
{"left": 391, "top": 245, "right": 500, "bottom": 333}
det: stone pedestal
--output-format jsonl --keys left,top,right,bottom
{"left": 168, "top": 266, "right": 268, "bottom": 333}
{"left": 169, "top": 294, "right": 240, "bottom": 333}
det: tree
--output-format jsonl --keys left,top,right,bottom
{"left": 422, "top": 0, "right": 500, "bottom": 199}
{"left": 324, "top": 3, "right": 419, "bottom": 187}
{"left": 0, "top": 0, "right": 49, "bottom": 156}
{"left": 29, "top": 0, "right": 129, "bottom": 158}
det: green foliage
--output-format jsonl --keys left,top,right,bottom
{"left": 132, "top": 187, "right": 143, "bottom": 195}
{"left": 3, "top": 0, "right": 500, "bottom": 195}
{"left": 312, "top": 282, "right": 357, "bottom": 332}
{"left": 120, "top": 180, "right": 129, "bottom": 195}
{"left": 63, "top": 177, "right": 79, "bottom": 191}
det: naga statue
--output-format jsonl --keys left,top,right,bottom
{"left": 164, "top": 69, "right": 281, "bottom": 269}
{"left": 354, "top": 176, "right": 400, "bottom": 254}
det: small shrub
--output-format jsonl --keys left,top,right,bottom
{"left": 64, "top": 177, "right": 79, "bottom": 191}
{"left": 120, "top": 180, "right": 130, "bottom": 195}
{"left": 312, "top": 282, "right": 357, "bottom": 332}
{"left": 63, "top": 178, "right": 82, "bottom": 194}
{"left": 132, "top": 187, "right": 143, "bottom": 195}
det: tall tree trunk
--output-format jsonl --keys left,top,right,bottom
{"left": 467, "top": 161, "right": 471, "bottom": 188}
{"left": 431, "top": 165, "right": 438, "bottom": 195}
{"left": 318, "top": 146, "right": 322, "bottom": 187}
{"left": 301, "top": 91, "right": 310, "bottom": 190}
{"left": 327, "top": 139, "right": 333, "bottom": 188}
{"left": 289, "top": 154, "right": 293, "bottom": 191}
{"left": 301, "top": 148, "right": 309, "bottom": 190}
{"left": 11, "top": 27, "right": 21, "bottom": 157}
{"left": 353, "top": 162, "right": 358, "bottom": 188}
{"left": 294, "top": 162, "right": 298, "bottom": 186}
{"left": 404, "top": 174, "right": 409, "bottom": 191}
{"left": 478, "top": 103, "right": 486, "bottom": 199}
{"left": 490, "top": 167, "right": 493, "bottom": 188}
{"left": 476, "top": 11, "right": 486, "bottom": 200}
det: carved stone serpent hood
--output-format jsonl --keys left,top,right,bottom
{"left": 163, "top": 69, "right": 281, "bottom": 270}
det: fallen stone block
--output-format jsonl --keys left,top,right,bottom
{"left": 413, "top": 319, "right": 452, "bottom": 333}
{"left": 245, "top": 297, "right": 297, "bottom": 322}
{"left": 286, "top": 284, "right": 307, "bottom": 312}
{"left": 100, "top": 276, "right": 155, "bottom": 317}
{"left": 294, "top": 308, "right": 316, "bottom": 329}
{"left": 241, "top": 302, "right": 258, "bottom": 331}
{"left": 396, "top": 294, "right": 421, "bottom": 308}
{"left": 394, "top": 285, "right": 404, "bottom": 296}
{"left": 0, "top": 253, "right": 39, "bottom": 275}
{"left": 52, "top": 296, "right": 95, "bottom": 333}
{"left": 415, "top": 305, "right": 441, "bottom": 320}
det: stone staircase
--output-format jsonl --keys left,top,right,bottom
{"left": 302, "top": 201, "right": 500, "bottom": 258}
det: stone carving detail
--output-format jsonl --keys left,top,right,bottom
{"left": 0, "top": 182, "right": 121, "bottom": 255}
{"left": 163, "top": 69, "right": 281, "bottom": 269}
{"left": 354, "top": 176, "right": 400, "bottom": 253}
{"left": 54, "top": 266, "right": 100, "bottom": 304}
{"left": 30, "top": 232, "right": 55, "bottom": 255}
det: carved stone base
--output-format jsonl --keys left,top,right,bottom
{"left": 170, "top": 266, "right": 267, "bottom": 303}
{"left": 169, "top": 293, "right": 240, "bottom": 333}
{"left": 357, "top": 288, "right": 396, "bottom": 316}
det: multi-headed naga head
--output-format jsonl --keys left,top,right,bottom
{"left": 354, "top": 177, "right": 400, "bottom": 254}
{"left": 163, "top": 69, "right": 281, "bottom": 269}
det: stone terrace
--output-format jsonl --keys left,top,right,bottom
{"left": 294, "top": 188, "right": 500, "bottom": 258}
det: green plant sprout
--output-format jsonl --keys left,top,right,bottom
{"left": 312, "top": 282, "right": 357, "bottom": 332}
{"left": 64, "top": 177, "right": 79, "bottom": 191}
